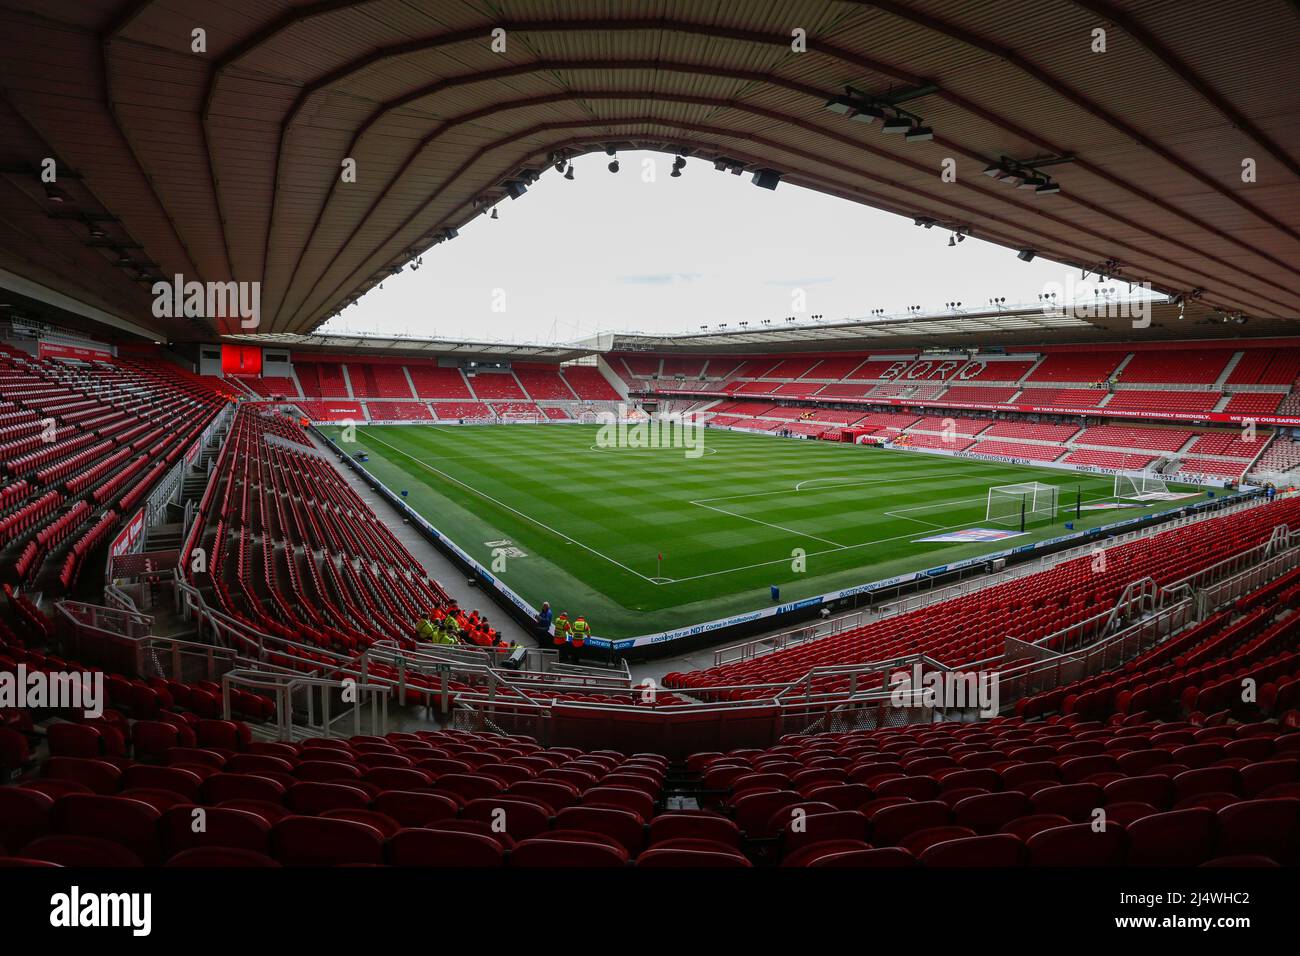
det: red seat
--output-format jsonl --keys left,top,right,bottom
{"left": 781, "top": 810, "right": 870, "bottom": 855}
{"left": 161, "top": 805, "right": 271, "bottom": 856}
{"left": 553, "top": 806, "right": 645, "bottom": 856}
{"left": 510, "top": 836, "right": 629, "bottom": 867}
{"left": 0, "top": 786, "right": 52, "bottom": 853}
{"left": 117, "top": 788, "right": 191, "bottom": 813}
{"left": 225, "top": 754, "right": 295, "bottom": 776}
{"left": 1200, "top": 854, "right": 1280, "bottom": 867}
{"left": 387, "top": 828, "right": 505, "bottom": 866}
{"left": 582, "top": 785, "right": 655, "bottom": 820}
{"left": 166, "top": 747, "right": 226, "bottom": 770}
{"left": 1026, "top": 822, "right": 1128, "bottom": 866}
{"left": 869, "top": 800, "right": 951, "bottom": 846}
{"left": 195, "top": 720, "right": 251, "bottom": 751}
{"left": 1103, "top": 774, "right": 1173, "bottom": 809}
{"left": 271, "top": 816, "right": 384, "bottom": 866}
{"left": 780, "top": 839, "right": 873, "bottom": 867}
{"left": 507, "top": 780, "right": 579, "bottom": 812}
{"left": 51, "top": 794, "right": 162, "bottom": 863}
{"left": 647, "top": 813, "right": 742, "bottom": 849}
{"left": 801, "top": 783, "right": 872, "bottom": 811}
{"left": 730, "top": 789, "right": 800, "bottom": 838}
{"left": 998, "top": 814, "right": 1072, "bottom": 840}
{"left": 293, "top": 760, "right": 362, "bottom": 783}
{"left": 120, "top": 764, "right": 203, "bottom": 801}
{"left": 875, "top": 776, "right": 940, "bottom": 801}
{"left": 47, "top": 722, "right": 107, "bottom": 758}
{"left": 320, "top": 808, "right": 403, "bottom": 839}
{"left": 1240, "top": 760, "right": 1298, "bottom": 798}
{"left": 433, "top": 772, "right": 505, "bottom": 803}
{"left": 461, "top": 797, "right": 552, "bottom": 840}
{"left": 1215, "top": 798, "right": 1300, "bottom": 863}
{"left": 808, "top": 847, "right": 917, "bottom": 867}
{"left": 43, "top": 756, "right": 121, "bottom": 795}
{"left": 952, "top": 792, "right": 1031, "bottom": 834}
{"left": 166, "top": 847, "right": 279, "bottom": 867}
{"left": 285, "top": 781, "right": 370, "bottom": 815}
{"left": 1173, "top": 766, "right": 1240, "bottom": 801}
{"left": 636, "top": 847, "right": 752, "bottom": 867}
{"left": 899, "top": 825, "right": 978, "bottom": 856}
{"left": 1126, "top": 809, "right": 1218, "bottom": 866}
{"left": 201, "top": 773, "right": 286, "bottom": 805}
{"left": 215, "top": 799, "right": 292, "bottom": 825}
{"left": 362, "top": 767, "right": 433, "bottom": 791}
{"left": 1029, "top": 783, "right": 1104, "bottom": 823}
{"left": 131, "top": 721, "right": 182, "bottom": 760}
{"left": 20, "top": 835, "right": 143, "bottom": 867}
{"left": 371, "top": 789, "right": 459, "bottom": 827}
{"left": 920, "top": 833, "right": 1025, "bottom": 867}
{"left": 1101, "top": 802, "right": 1161, "bottom": 827}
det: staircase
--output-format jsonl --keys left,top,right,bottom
{"left": 1214, "top": 351, "right": 1244, "bottom": 389}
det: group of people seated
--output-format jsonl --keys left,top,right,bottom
{"left": 414, "top": 602, "right": 510, "bottom": 651}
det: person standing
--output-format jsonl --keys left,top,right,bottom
{"left": 553, "top": 611, "right": 573, "bottom": 662}
{"left": 569, "top": 614, "right": 590, "bottom": 664}
{"left": 535, "top": 602, "right": 553, "bottom": 644}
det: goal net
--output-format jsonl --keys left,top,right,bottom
{"left": 986, "top": 482, "right": 1059, "bottom": 527}
{"left": 1114, "top": 473, "right": 1170, "bottom": 500}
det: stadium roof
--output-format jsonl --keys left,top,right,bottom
{"left": 608, "top": 298, "right": 1291, "bottom": 352}
{"left": 227, "top": 331, "right": 590, "bottom": 361}
{"left": 1, "top": 0, "right": 1297, "bottom": 342}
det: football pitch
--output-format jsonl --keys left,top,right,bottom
{"left": 318, "top": 423, "right": 1221, "bottom": 640}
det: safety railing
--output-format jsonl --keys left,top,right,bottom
{"left": 220, "top": 668, "right": 392, "bottom": 742}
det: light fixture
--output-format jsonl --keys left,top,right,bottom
{"left": 608, "top": 158, "right": 620, "bottom": 173}
{"left": 564, "top": 165, "right": 574, "bottom": 180}
{"left": 850, "top": 105, "right": 885, "bottom": 125}
{"left": 1017, "top": 249, "right": 1036, "bottom": 262}
{"left": 904, "top": 125, "right": 934, "bottom": 142}
{"left": 44, "top": 183, "right": 69, "bottom": 203}
{"left": 490, "top": 207, "right": 498, "bottom": 219}
{"left": 881, "top": 117, "right": 912, "bottom": 134}
{"left": 1035, "top": 181, "right": 1061, "bottom": 195}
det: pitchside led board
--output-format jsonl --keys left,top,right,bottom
{"left": 222, "top": 343, "right": 262, "bottom": 376}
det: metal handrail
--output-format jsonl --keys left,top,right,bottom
{"left": 220, "top": 668, "right": 392, "bottom": 741}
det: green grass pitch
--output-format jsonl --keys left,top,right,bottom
{"left": 318, "top": 423, "right": 1221, "bottom": 640}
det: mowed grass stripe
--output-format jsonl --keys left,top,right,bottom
{"left": 322, "top": 424, "right": 1220, "bottom": 638}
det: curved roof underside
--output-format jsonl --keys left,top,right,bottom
{"left": 0, "top": 0, "right": 1297, "bottom": 343}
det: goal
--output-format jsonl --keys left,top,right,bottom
{"left": 1115, "top": 472, "right": 1169, "bottom": 500}
{"left": 986, "top": 482, "right": 1059, "bottom": 528}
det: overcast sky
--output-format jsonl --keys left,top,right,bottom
{"left": 321, "top": 149, "right": 1135, "bottom": 345}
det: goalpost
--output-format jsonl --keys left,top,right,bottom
{"left": 986, "top": 482, "right": 1059, "bottom": 530}
{"left": 1114, "top": 472, "right": 1170, "bottom": 500}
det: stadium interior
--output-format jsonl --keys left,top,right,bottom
{"left": 1, "top": 0, "right": 1299, "bottom": 897}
